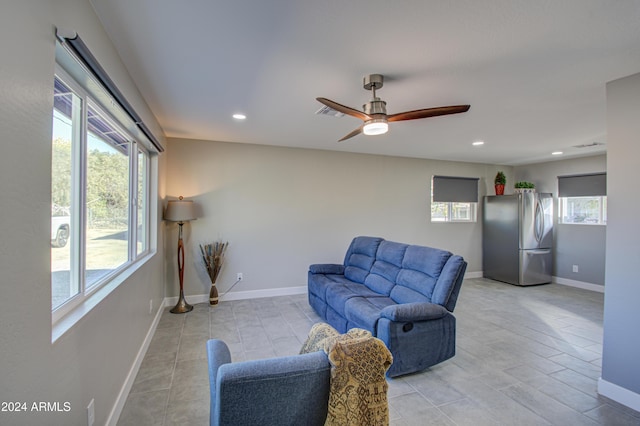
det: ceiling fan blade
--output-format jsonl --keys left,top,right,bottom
{"left": 387, "top": 105, "right": 470, "bottom": 122}
{"left": 316, "top": 97, "right": 371, "bottom": 121}
{"left": 338, "top": 125, "right": 364, "bottom": 142}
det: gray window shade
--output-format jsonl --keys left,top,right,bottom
{"left": 432, "top": 176, "right": 479, "bottom": 202}
{"left": 558, "top": 173, "right": 606, "bottom": 197}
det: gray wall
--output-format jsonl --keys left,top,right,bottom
{"left": 515, "top": 155, "right": 607, "bottom": 286}
{"left": 0, "top": 1, "right": 166, "bottom": 425}
{"left": 601, "top": 72, "right": 640, "bottom": 401}
{"left": 164, "top": 138, "right": 511, "bottom": 298}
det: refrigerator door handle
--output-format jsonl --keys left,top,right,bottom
{"left": 525, "top": 249, "right": 551, "bottom": 255}
{"left": 534, "top": 200, "right": 544, "bottom": 243}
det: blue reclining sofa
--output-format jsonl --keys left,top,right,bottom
{"left": 308, "top": 236, "right": 467, "bottom": 377}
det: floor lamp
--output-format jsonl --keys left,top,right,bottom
{"left": 165, "top": 196, "right": 197, "bottom": 314}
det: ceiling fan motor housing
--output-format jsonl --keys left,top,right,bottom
{"left": 364, "top": 99, "right": 387, "bottom": 115}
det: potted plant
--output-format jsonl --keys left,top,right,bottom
{"left": 514, "top": 181, "right": 536, "bottom": 193}
{"left": 494, "top": 171, "right": 506, "bottom": 195}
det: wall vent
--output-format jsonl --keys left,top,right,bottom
{"left": 573, "top": 142, "right": 605, "bottom": 148}
{"left": 315, "top": 105, "right": 345, "bottom": 118}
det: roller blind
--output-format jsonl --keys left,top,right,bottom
{"left": 432, "top": 176, "right": 479, "bottom": 202}
{"left": 558, "top": 173, "right": 606, "bottom": 197}
{"left": 55, "top": 28, "right": 164, "bottom": 153}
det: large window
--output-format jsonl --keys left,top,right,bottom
{"left": 52, "top": 70, "right": 152, "bottom": 316}
{"left": 431, "top": 175, "right": 479, "bottom": 222}
{"left": 558, "top": 173, "right": 607, "bottom": 225}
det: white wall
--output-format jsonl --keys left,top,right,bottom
{"left": 164, "top": 138, "right": 509, "bottom": 298}
{"left": 0, "top": 1, "right": 166, "bottom": 425}
{"left": 600, "top": 71, "right": 640, "bottom": 409}
{"left": 515, "top": 155, "right": 607, "bottom": 286}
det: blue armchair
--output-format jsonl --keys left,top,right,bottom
{"left": 206, "top": 339, "right": 331, "bottom": 426}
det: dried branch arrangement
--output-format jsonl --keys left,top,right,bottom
{"left": 200, "top": 241, "right": 229, "bottom": 305}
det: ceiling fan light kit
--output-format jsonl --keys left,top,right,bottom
{"left": 317, "top": 74, "right": 470, "bottom": 142}
{"left": 363, "top": 119, "right": 388, "bottom": 136}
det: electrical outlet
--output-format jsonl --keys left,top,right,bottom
{"left": 237, "top": 273, "right": 243, "bottom": 281}
{"left": 87, "top": 398, "right": 95, "bottom": 426}
{"left": 572, "top": 265, "right": 579, "bottom": 273}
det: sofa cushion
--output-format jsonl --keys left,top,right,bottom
{"left": 343, "top": 237, "right": 382, "bottom": 283}
{"left": 431, "top": 255, "right": 466, "bottom": 309}
{"left": 364, "top": 241, "right": 407, "bottom": 295}
{"left": 344, "top": 254, "right": 374, "bottom": 284}
{"left": 402, "top": 245, "right": 452, "bottom": 278}
{"left": 326, "top": 283, "right": 382, "bottom": 317}
{"left": 391, "top": 246, "right": 452, "bottom": 303}
{"left": 309, "top": 273, "right": 358, "bottom": 299}
{"left": 344, "top": 296, "right": 396, "bottom": 333}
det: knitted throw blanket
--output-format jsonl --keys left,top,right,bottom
{"left": 301, "top": 323, "right": 393, "bottom": 426}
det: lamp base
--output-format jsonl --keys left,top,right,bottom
{"left": 170, "top": 290, "right": 193, "bottom": 314}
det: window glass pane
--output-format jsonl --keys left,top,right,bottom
{"left": 431, "top": 202, "right": 449, "bottom": 222}
{"left": 85, "top": 104, "right": 130, "bottom": 286}
{"left": 560, "top": 196, "right": 606, "bottom": 224}
{"left": 52, "top": 77, "right": 80, "bottom": 310}
{"left": 451, "top": 203, "right": 471, "bottom": 221}
{"left": 137, "top": 149, "right": 148, "bottom": 255}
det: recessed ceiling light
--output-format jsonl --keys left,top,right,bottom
{"left": 552, "top": 151, "right": 563, "bottom": 155}
{"left": 232, "top": 113, "right": 246, "bottom": 120}
{"left": 472, "top": 140, "right": 484, "bottom": 146}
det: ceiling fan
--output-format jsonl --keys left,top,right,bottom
{"left": 317, "top": 74, "right": 470, "bottom": 142}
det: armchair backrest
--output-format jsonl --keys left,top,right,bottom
{"left": 208, "top": 339, "right": 331, "bottom": 426}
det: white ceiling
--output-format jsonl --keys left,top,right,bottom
{"left": 89, "top": 0, "right": 640, "bottom": 165}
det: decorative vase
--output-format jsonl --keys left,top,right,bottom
{"left": 495, "top": 184, "right": 505, "bottom": 195}
{"left": 200, "top": 241, "right": 228, "bottom": 307}
{"left": 209, "top": 283, "right": 219, "bottom": 305}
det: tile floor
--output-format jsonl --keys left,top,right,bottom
{"left": 117, "top": 278, "right": 640, "bottom": 425}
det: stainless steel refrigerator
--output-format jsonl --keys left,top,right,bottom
{"left": 483, "top": 193, "right": 553, "bottom": 286}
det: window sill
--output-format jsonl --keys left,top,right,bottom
{"left": 51, "top": 251, "right": 155, "bottom": 343}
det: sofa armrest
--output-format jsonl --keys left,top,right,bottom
{"left": 309, "top": 263, "right": 345, "bottom": 275}
{"left": 214, "top": 351, "right": 331, "bottom": 426}
{"left": 207, "top": 339, "right": 232, "bottom": 416}
{"left": 380, "top": 302, "right": 449, "bottom": 322}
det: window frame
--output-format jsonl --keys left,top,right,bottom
{"left": 558, "top": 195, "right": 607, "bottom": 225}
{"left": 557, "top": 173, "right": 607, "bottom": 226}
{"left": 431, "top": 201, "right": 478, "bottom": 222}
{"left": 51, "top": 64, "right": 155, "bottom": 327}
{"left": 430, "top": 175, "right": 478, "bottom": 223}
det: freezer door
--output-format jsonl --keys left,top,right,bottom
{"left": 519, "top": 249, "right": 552, "bottom": 285}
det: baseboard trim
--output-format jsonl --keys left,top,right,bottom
{"left": 553, "top": 276, "right": 605, "bottom": 293}
{"left": 464, "top": 271, "right": 483, "bottom": 279}
{"left": 106, "top": 300, "right": 166, "bottom": 426}
{"left": 164, "top": 285, "right": 308, "bottom": 306}
{"left": 598, "top": 377, "right": 640, "bottom": 412}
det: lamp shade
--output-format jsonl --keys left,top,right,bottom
{"left": 165, "top": 197, "right": 197, "bottom": 222}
